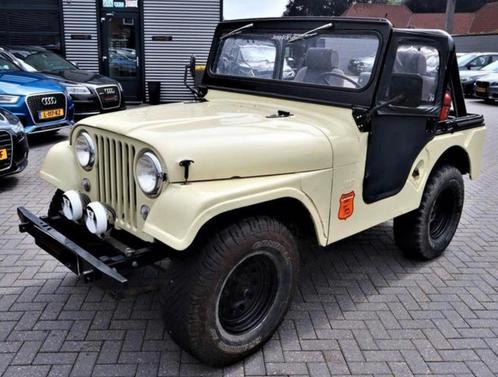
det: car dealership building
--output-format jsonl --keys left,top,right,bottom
{"left": 0, "top": 0, "right": 221, "bottom": 103}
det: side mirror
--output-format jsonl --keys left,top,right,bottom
{"left": 388, "top": 73, "right": 423, "bottom": 108}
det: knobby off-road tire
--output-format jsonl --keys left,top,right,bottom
{"left": 160, "top": 216, "right": 300, "bottom": 366}
{"left": 393, "top": 165, "right": 464, "bottom": 260}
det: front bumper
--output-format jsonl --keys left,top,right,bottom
{"left": 17, "top": 207, "right": 168, "bottom": 284}
{"left": 3, "top": 101, "right": 75, "bottom": 134}
{"left": 475, "top": 85, "right": 498, "bottom": 100}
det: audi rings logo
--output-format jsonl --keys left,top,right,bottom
{"left": 41, "top": 96, "right": 57, "bottom": 106}
{"left": 104, "top": 88, "right": 116, "bottom": 95}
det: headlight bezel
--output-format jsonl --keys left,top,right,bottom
{"left": 135, "top": 150, "right": 165, "bottom": 197}
{"left": 75, "top": 131, "right": 96, "bottom": 171}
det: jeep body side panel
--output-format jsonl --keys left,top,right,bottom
{"left": 329, "top": 126, "right": 486, "bottom": 244}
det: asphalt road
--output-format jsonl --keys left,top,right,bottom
{"left": 0, "top": 99, "right": 497, "bottom": 377}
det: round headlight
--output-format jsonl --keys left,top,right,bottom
{"left": 75, "top": 131, "right": 95, "bottom": 170}
{"left": 136, "top": 151, "right": 165, "bottom": 195}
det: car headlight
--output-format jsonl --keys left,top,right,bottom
{"left": 12, "top": 121, "right": 23, "bottom": 134}
{"left": 66, "top": 85, "right": 92, "bottom": 96}
{"left": 75, "top": 131, "right": 96, "bottom": 170}
{"left": 0, "top": 95, "right": 20, "bottom": 104}
{"left": 136, "top": 151, "right": 165, "bottom": 196}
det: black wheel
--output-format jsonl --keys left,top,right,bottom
{"left": 393, "top": 165, "right": 464, "bottom": 260}
{"left": 160, "top": 216, "right": 299, "bottom": 366}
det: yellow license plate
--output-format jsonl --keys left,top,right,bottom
{"left": 0, "top": 148, "right": 7, "bottom": 161}
{"left": 39, "top": 108, "right": 64, "bottom": 120}
{"left": 476, "top": 86, "right": 487, "bottom": 94}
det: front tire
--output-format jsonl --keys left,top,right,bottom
{"left": 393, "top": 165, "right": 464, "bottom": 260}
{"left": 160, "top": 216, "right": 300, "bottom": 366}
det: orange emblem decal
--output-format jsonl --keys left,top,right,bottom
{"left": 338, "top": 191, "right": 355, "bottom": 220}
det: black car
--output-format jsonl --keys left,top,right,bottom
{"left": 0, "top": 46, "right": 125, "bottom": 119}
{"left": 475, "top": 73, "right": 498, "bottom": 103}
{"left": 0, "top": 108, "right": 28, "bottom": 178}
{"left": 460, "top": 60, "right": 498, "bottom": 96}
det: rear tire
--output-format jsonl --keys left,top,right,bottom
{"left": 160, "top": 216, "right": 299, "bottom": 366}
{"left": 393, "top": 165, "right": 464, "bottom": 260}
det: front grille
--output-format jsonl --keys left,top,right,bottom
{"left": 26, "top": 93, "right": 67, "bottom": 123}
{"left": 0, "top": 131, "right": 13, "bottom": 172}
{"left": 95, "top": 134, "right": 138, "bottom": 230}
{"left": 96, "top": 86, "right": 121, "bottom": 110}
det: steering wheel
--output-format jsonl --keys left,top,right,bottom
{"left": 317, "top": 72, "right": 362, "bottom": 88}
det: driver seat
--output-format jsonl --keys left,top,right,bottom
{"left": 294, "top": 48, "right": 344, "bottom": 87}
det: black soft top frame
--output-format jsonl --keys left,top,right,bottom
{"left": 202, "top": 17, "right": 456, "bottom": 109}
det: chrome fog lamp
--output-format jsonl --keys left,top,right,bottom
{"left": 75, "top": 131, "right": 96, "bottom": 170}
{"left": 84, "top": 202, "right": 115, "bottom": 236}
{"left": 136, "top": 151, "right": 165, "bottom": 196}
{"left": 62, "top": 190, "right": 89, "bottom": 221}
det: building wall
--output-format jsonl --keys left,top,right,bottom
{"left": 62, "top": 0, "right": 100, "bottom": 72}
{"left": 454, "top": 34, "right": 498, "bottom": 53}
{"left": 143, "top": 0, "right": 220, "bottom": 102}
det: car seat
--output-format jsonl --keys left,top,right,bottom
{"left": 294, "top": 48, "right": 344, "bottom": 87}
{"left": 393, "top": 49, "right": 437, "bottom": 103}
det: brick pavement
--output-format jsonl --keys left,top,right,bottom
{"left": 0, "top": 100, "right": 497, "bottom": 376}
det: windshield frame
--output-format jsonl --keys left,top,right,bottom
{"left": 203, "top": 18, "right": 393, "bottom": 108}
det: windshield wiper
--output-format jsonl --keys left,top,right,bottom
{"left": 288, "top": 22, "right": 334, "bottom": 44}
{"left": 221, "top": 23, "right": 254, "bottom": 40}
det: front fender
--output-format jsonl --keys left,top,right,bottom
{"left": 39, "top": 141, "right": 80, "bottom": 191}
{"left": 143, "top": 170, "right": 332, "bottom": 251}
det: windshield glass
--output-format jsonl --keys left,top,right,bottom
{"left": 457, "top": 54, "right": 477, "bottom": 66}
{"left": 482, "top": 60, "right": 498, "bottom": 72}
{"left": 213, "top": 31, "right": 380, "bottom": 90}
{"left": 0, "top": 56, "right": 20, "bottom": 72}
{"left": 15, "top": 50, "right": 75, "bottom": 72}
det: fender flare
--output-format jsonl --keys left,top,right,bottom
{"left": 143, "top": 173, "right": 330, "bottom": 251}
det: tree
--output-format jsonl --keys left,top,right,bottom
{"left": 283, "top": 0, "right": 388, "bottom": 17}
{"left": 403, "top": 0, "right": 487, "bottom": 13}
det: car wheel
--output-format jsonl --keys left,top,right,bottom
{"left": 393, "top": 165, "right": 464, "bottom": 260}
{"left": 160, "top": 216, "right": 299, "bottom": 366}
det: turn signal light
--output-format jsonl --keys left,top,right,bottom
{"left": 439, "top": 92, "right": 452, "bottom": 122}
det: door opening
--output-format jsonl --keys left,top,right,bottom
{"left": 100, "top": 9, "right": 143, "bottom": 102}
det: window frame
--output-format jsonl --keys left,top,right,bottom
{"left": 202, "top": 18, "right": 393, "bottom": 108}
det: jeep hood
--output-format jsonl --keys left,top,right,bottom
{"left": 79, "top": 93, "right": 333, "bottom": 183}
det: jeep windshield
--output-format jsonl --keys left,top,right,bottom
{"left": 212, "top": 30, "right": 380, "bottom": 90}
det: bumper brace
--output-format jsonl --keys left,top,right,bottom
{"left": 17, "top": 207, "right": 167, "bottom": 285}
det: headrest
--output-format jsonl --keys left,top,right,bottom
{"left": 305, "top": 48, "right": 339, "bottom": 71}
{"left": 394, "top": 49, "right": 427, "bottom": 75}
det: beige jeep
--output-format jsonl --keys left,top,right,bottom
{"left": 18, "top": 17, "right": 485, "bottom": 366}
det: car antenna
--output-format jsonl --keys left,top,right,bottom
{"left": 221, "top": 23, "right": 254, "bottom": 40}
{"left": 288, "top": 23, "right": 333, "bottom": 44}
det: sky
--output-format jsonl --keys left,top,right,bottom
{"left": 223, "top": 0, "right": 289, "bottom": 20}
